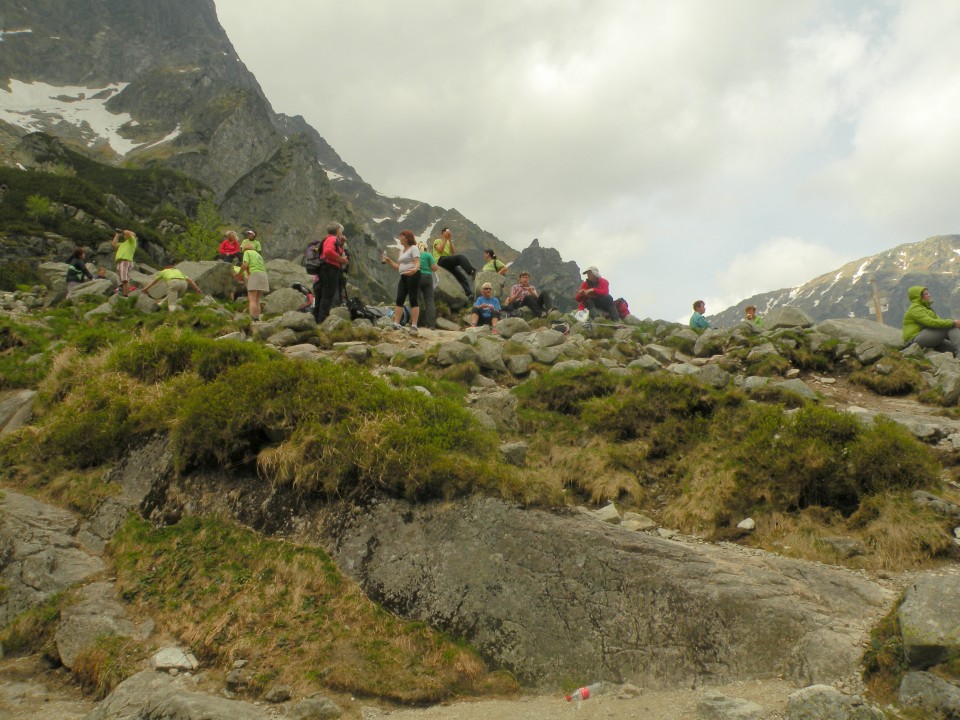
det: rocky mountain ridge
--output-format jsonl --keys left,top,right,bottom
{"left": 0, "top": 0, "right": 581, "bottom": 308}
{"left": 712, "top": 234, "right": 960, "bottom": 328}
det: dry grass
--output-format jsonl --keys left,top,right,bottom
{"left": 747, "top": 493, "right": 957, "bottom": 571}
{"left": 72, "top": 635, "right": 145, "bottom": 699}
{"left": 111, "top": 515, "right": 514, "bottom": 703}
{"left": 661, "top": 464, "right": 740, "bottom": 535}
{"left": 532, "top": 439, "right": 643, "bottom": 505}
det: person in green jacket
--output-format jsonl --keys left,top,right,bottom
{"left": 902, "top": 285, "right": 960, "bottom": 356}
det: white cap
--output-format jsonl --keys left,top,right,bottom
{"left": 583, "top": 266, "right": 599, "bottom": 275}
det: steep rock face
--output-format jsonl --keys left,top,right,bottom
{"left": 0, "top": 0, "right": 247, "bottom": 88}
{"left": 0, "top": 0, "right": 581, "bottom": 307}
{"left": 714, "top": 235, "right": 960, "bottom": 328}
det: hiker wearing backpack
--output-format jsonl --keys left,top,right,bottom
{"left": 310, "top": 222, "right": 349, "bottom": 324}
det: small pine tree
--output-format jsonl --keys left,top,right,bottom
{"left": 25, "top": 194, "right": 57, "bottom": 222}
{"left": 173, "top": 199, "right": 222, "bottom": 261}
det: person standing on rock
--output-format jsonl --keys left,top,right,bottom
{"left": 383, "top": 230, "right": 421, "bottom": 334}
{"left": 432, "top": 227, "right": 476, "bottom": 297}
{"left": 313, "top": 222, "right": 349, "bottom": 324}
{"left": 237, "top": 238, "right": 269, "bottom": 321}
{"left": 111, "top": 228, "right": 137, "bottom": 297}
{"left": 902, "top": 286, "right": 960, "bottom": 356}
{"left": 417, "top": 242, "right": 440, "bottom": 329}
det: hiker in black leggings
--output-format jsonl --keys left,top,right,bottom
{"left": 431, "top": 227, "right": 476, "bottom": 296}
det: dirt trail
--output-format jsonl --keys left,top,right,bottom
{"left": 0, "top": 654, "right": 797, "bottom": 720}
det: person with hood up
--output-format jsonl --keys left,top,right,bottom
{"left": 902, "top": 285, "right": 960, "bottom": 356}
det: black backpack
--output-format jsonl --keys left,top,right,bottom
{"left": 346, "top": 296, "right": 382, "bottom": 322}
{"left": 303, "top": 238, "right": 324, "bottom": 274}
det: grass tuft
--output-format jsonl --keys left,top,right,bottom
{"left": 112, "top": 516, "right": 513, "bottom": 702}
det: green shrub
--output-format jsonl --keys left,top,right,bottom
{"left": 728, "top": 405, "right": 936, "bottom": 515}
{"left": 514, "top": 366, "right": 620, "bottom": 415}
{"left": 172, "top": 360, "right": 501, "bottom": 500}
{"left": 850, "top": 358, "right": 924, "bottom": 396}
{"left": 107, "top": 327, "right": 274, "bottom": 383}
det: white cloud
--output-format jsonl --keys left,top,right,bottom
{"left": 717, "top": 236, "right": 848, "bottom": 306}
{"left": 214, "top": 0, "right": 960, "bottom": 320}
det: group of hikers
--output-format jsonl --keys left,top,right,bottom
{"left": 687, "top": 284, "right": 960, "bottom": 360}
{"left": 308, "top": 224, "right": 630, "bottom": 334}
{"left": 68, "top": 223, "right": 638, "bottom": 330}
{"left": 66, "top": 225, "right": 960, "bottom": 359}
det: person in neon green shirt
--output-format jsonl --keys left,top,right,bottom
{"left": 237, "top": 239, "right": 269, "bottom": 320}
{"left": 140, "top": 266, "right": 203, "bottom": 311}
{"left": 111, "top": 229, "right": 137, "bottom": 297}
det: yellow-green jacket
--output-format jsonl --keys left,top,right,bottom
{"left": 903, "top": 286, "right": 953, "bottom": 343}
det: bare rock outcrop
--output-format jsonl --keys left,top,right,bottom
{"left": 0, "top": 491, "right": 105, "bottom": 626}
{"left": 311, "top": 496, "right": 891, "bottom": 690}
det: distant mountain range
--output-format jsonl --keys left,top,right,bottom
{"left": 0, "top": 0, "right": 582, "bottom": 308}
{"left": 711, "top": 235, "right": 960, "bottom": 328}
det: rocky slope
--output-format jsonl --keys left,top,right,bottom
{"left": 0, "top": 0, "right": 582, "bottom": 307}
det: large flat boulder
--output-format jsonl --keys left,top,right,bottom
{"left": 309, "top": 496, "right": 891, "bottom": 690}
{"left": 0, "top": 491, "right": 105, "bottom": 625}
{"left": 814, "top": 318, "right": 903, "bottom": 347}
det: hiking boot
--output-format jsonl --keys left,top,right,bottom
{"left": 406, "top": 325, "right": 419, "bottom": 335}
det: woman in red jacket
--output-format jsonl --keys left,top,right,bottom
{"left": 218, "top": 231, "right": 241, "bottom": 263}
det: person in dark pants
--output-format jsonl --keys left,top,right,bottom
{"left": 575, "top": 266, "right": 621, "bottom": 321}
{"left": 313, "top": 222, "right": 349, "bottom": 323}
{"left": 417, "top": 242, "right": 440, "bottom": 329}
{"left": 432, "top": 227, "right": 476, "bottom": 296}
{"left": 504, "top": 271, "right": 550, "bottom": 317}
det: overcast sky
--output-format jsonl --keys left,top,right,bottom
{"left": 216, "top": 0, "right": 960, "bottom": 322}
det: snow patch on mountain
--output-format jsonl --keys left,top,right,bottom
{"left": 0, "top": 80, "right": 142, "bottom": 155}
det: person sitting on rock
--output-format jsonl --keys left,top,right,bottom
{"left": 481, "top": 249, "right": 508, "bottom": 276}
{"left": 902, "top": 285, "right": 960, "bottom": 356}
{"left": 218, "top": 231, "right": 241, "bottom": 263}
{"left": 744, "top": 305, "right": 763, "bottom": 328}
{"left": 432, "top": 227, "right": 476, "bottom": 296}
{"left": 140, "top": 266, "right": 203, "bottom": 311}
{"left": 504, "top": 271, "right": 550, "bottom": 317}
{"left": 575, "top": 266, "right": 620, "bottom": 320}
{"left": 65, "top": 247, "right": 94, "bottom": 297}
{"left": 469, "top": 282, "right": 502, "bottom": 333}
{"left": 690, "top": 300, "right": 713, "bottom": 330}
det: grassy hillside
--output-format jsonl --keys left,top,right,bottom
{"left": 1, "top": 302, "right": 958, "bottom": 703}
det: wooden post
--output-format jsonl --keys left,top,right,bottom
{"left": 870, "top": 277, "right": 883, "bottom": 325}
